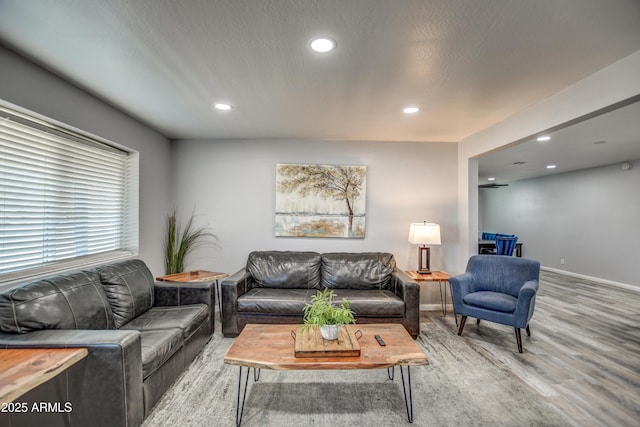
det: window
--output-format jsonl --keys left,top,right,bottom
{"left": 0, "top": 105, "right": 137, "bottom": 283}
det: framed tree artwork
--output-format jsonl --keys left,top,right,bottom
{"left": 275, "top": 163, "right": 366, "bottom": 238}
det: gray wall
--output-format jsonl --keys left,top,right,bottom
{"left": 0, "top": 45, "right": 172, "bottom": 277}
{"left": 171, "top": 138, "right": 459, "bottom": 308}
{"left": 480, "top": 160, "right": 640, "bottom": 287}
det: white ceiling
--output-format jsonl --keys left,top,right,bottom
{"left": 1, "top": 0, "right": 639, "bottom": 146}
{"left": 478, "top": 98, "right": 640, "bottom": 183}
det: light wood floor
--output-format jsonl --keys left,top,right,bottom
{"left": 423, "top": 270, "right": 640, "bottom": 427}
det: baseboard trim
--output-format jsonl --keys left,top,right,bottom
{"left": 542, "top": 266, "right": 639, "bottom": 293}
{"left": 420, "top": 303, "right": 454, "bottom": 312}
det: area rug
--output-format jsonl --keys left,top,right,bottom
{"left": 142, "top": 318, "right": 572, "bottom": 427}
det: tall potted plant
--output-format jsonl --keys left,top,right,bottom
{"left": 164, "top": 208, "right": 216, "bottom": 274}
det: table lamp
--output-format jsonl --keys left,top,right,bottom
{"left": 408, "top": 222, "right": 441, "bottom": 274}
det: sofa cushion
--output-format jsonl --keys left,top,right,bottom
{"left": 331, "top": 289, "right": 404, "bottom": 317}
{"left": 321, "top": 252, "right": 396, "bottom": 290}
{"left": 236, "top": 288, "right": 404, "bottom": 318}
{"left": 247, "top": 251, "right": 321, "bottom": 289}
{"left": 463, "top": 291, "right": 517, "bottom": 313}
{"left": 120, "top": 305, "right": 208, "bottom": 340}
{"left": 138, "top": 328, "right": 183, "bottom": 379}
{"left": 237, "top": 288, "right": 312, "bottom": 315}
{"left": 96, "top": 259, "right": 155, "bottom": 328}
{"left": 0, "top": 271, "right": 115, "bottom": 333}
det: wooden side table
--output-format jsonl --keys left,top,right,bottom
{"left": 405, "top": 271, "right": 457, "bottom": 325}
{"left": 156, "top": 270, "right": 229, "bottom": 321}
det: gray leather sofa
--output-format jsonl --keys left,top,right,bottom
{"left": 222, "top": 251, "right": 420, "bottom": 338}
{"left": 0, "top": 259, "right": 214, "bottom": 427}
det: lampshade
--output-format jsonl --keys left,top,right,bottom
{"left": 408, "top": 222, "right": 441, "bottom": 246}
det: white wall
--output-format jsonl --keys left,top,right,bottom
{"left": 480, "top": 160, "right": 640, "bottom": 287}
{"left": 458, "top": 49, "right": 640, "bottom": 273}
{"left": 171, "top": 138, "right": 458, "bottom": 307}
{"left": 0, "top": 45, "right": 172, "bottom": 276}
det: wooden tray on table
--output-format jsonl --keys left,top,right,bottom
{"left": 293, "top": 325, "right": 361, "bottom": 358}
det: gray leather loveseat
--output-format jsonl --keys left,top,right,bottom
{"left": 222, "top": 251, "right": 420, "bottom": 338}
{"left": 0, "top": 259, "right": 214, "bottom": 427}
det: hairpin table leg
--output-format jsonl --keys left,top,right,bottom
{"left": 399, "top": 366, "right": 414, "bottom": 423}
{"left": 235, "top": 366, "right": 260, "bottom": 427}
{"left": 387, "top": 365, "right": 414, "bottom": 422}
{"left": 215, "top": 279, "right": 222, "bottom": 321}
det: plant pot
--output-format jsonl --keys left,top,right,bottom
{"left": 320, "top": 325, "right": 341, "bottom": 340}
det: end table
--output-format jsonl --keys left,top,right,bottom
{"left": 405, "top": 270, "right": 458, "bottom": 325}
{"left": 156, "top": 270, "right": 229, "bottom": 321}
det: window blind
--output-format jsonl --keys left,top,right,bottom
{"left": 0, "top": 107, "right": 132, "bottom": 279}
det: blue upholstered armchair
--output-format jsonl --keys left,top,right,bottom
{"left": 450, "top": 255, "right": 541, "bottom": 353}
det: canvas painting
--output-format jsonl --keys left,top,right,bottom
{"left": 275, "top": 163, "right": 366, "bottom": 238}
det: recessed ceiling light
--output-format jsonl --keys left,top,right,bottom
{"left": 310, "top": 37, "right": 336, "bottom": 53}
{"left": 537, "top": 135, "right": 551, "bottom": 141}
{"left": 403, "top": 107, "right": 420, "bottom": 114}
{"left": 546, "top": 164, "right": 557, "bottom": 169}
{"left": 487, "top": 177, "right": 496, "bottom": 181}
{"left": 214, "top": 103, "right": 233, "bottom": 111}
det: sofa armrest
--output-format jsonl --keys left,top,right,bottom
{"left": 154, "top": 281, "right": 215, "bottom": 334}
{"left": 391, "top": 271, "right": 420, "bottom": 338}
{"left": 222, "top": 269, "right": 253, "bottom": 337}
{"left": 0, "top": 329, "right": 143, "bottom": 427}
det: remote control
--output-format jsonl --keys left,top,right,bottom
{"left": 375, "top": 334, "right": 386, "bottom": 346}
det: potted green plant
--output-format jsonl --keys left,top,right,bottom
{"left": 303, "top": 288, "right": 356, "bottom": 340}
{"left": 164, "top": 208, "right": 216, "bottom": 275}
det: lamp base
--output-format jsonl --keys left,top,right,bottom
{"left": 416, "top": 246, "right": 432, "bottom": 275}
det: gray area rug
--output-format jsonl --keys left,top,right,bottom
{"left": 143, "top": 317, "right": 571, "bottom": 427}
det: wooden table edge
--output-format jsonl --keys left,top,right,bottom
{"left": 405, "top": 270, "right": 452, "bottom": 281}
{"left": 156, "top": 270, "right": 229, "bottom": 283}
{"left": 223, "top": 357, "right": 430, "bottom": 370}
{"left": 0, "top": 347, "right": 89, "bottom": 404}
{"left": 223, "top": 323, "right": 429, "bottom": 370}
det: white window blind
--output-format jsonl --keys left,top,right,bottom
{"left": 0, "top": 107, "right": 133, "bottom": 280}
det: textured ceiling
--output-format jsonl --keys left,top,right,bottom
{"left": 1, "top": 0, "right": 639, "bottom": 144}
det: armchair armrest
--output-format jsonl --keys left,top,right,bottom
{"left": 390, "top": 271, "right": 420, "bottom": 338}
{"left": 514, "top": 280, "right": 539, "bottom": 328}
{"left": 0, "top": 329, "right": 143, "bottom": 427}
{"left": 222, "top": 269, "right": 253, "bottom": 337}
{"left": 154, "top": 280, "right": 215, "bottom": 333}
{"left": 449, "top": 272, "right": 474, "bottom": 311}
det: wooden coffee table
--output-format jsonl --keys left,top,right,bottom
{"left": 224, "top": 323, "right": 429, "bottom": 425}
{"left": 0, "top": 348, "right": 88, "bottom": 427}
{"left": 0, "top": 348, "right": 88, "bottom": 404}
